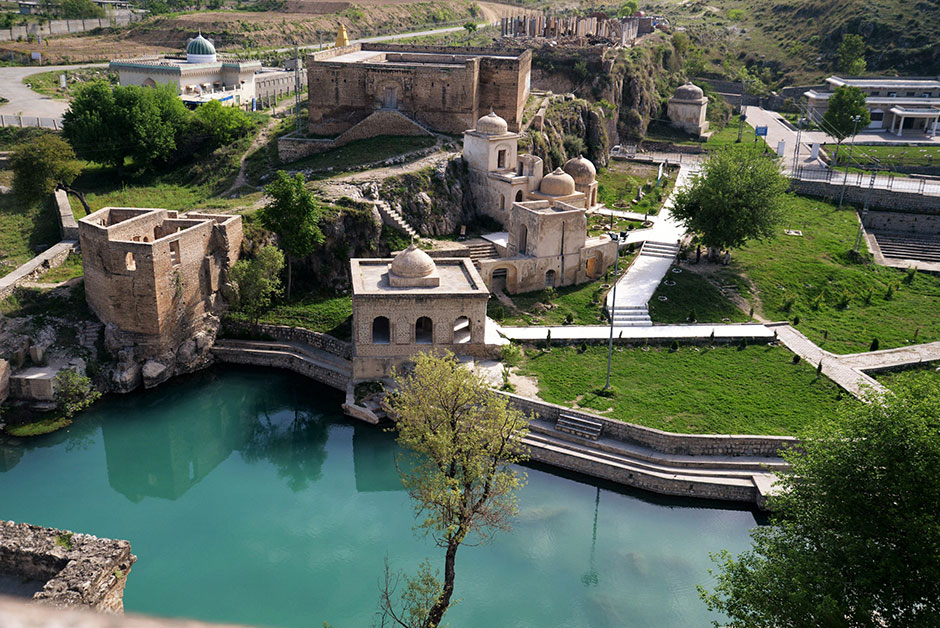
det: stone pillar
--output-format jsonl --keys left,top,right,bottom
{"left": 897, "top": 116, "right": 905, "bottom": 137}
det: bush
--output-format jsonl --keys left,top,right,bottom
{"left": 837, "top": 289, "right": 851, "bottom": 310}
{"left": 904, "top": 267, "right": 917, "bottom": 285}
{"left": 791, "top": 354, "right": 801, "bottom": 365}
{"left": 54, "top": 369, "right": 100, "bottom": 418}
{"left": 194, "top": 99, "right": 255, "bottom": 146}
{"left": 499, "top": 343, "right": 523, "bottom": 367}
{"left": 670, "top": 339, "right": 679, "bottom": 352}
{"left": 870, "top": 338, "right": 880, "bottom": 352}
{"left": 793, "top": 315, "right": 801, "bottom": 326}
{"left": 885, "top": 284, "right": 895, "bottom": 300}
{"left": 781, "top": 296, "right": 796, "bottom": 312}
{"left": 687, "top": 308, "right": 697, "bottom": 323}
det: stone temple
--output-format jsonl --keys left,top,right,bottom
{"left": 667, "top": 82, "right": 709, "bottom": 138}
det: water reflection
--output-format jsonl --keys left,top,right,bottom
{"left": 352, "top": 423, "right": 404, "bottom": 493}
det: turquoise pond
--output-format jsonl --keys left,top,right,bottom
{"left": 0, "top": 366, "right": 759, "bottom": 627}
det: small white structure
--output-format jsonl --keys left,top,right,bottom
{"left": 110, "top": 34, "right": 261, "bottom": 107}
{"left": 667, "top": 82, "right": 709, "bottom": 138}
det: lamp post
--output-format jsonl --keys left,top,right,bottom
{"left": 838, "top": 114, "right": 861, "bottom": 209}
{"left": 605, "top": 232, "right": 624, "bottom": 390}
{"left": 737, "top": 76, "right": 748, "bottom": 143}
{"left": 853, "top": 161, "right": 879, "bottom": 254}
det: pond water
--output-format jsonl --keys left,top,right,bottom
{"left": 0, "top": 366, "right": 759, "bottom": 628}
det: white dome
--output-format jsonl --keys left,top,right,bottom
{"left": 563, "top": 155, "right": 596, "bottom": 185}
{"left": 673, "top": 82, "right": 705, "bottom": 101}
{"left": 390, "top": 243, "right": 436, "bottom": 279}
{"left": 539, "top": 168, "right": 577, "bottom": 196}
{"left": 476, "top": 111, "right": 509, "bottom": 135}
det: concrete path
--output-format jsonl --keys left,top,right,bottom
{"left": 593, "top": 207, "right": 656, "bottom": 222}
{"left": 0, "top": 63, "right": 106, "bottom": 118}
{"left": 496, "top": 322, "right": 774, "bottom": 342}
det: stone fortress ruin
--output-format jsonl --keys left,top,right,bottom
{"left": 78, "top": 207, "right": 242, "bottom": 390}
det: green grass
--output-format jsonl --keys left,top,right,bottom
{"left": 706, "top": 115, "right": 760, "bottom": 148}
{"left": 826, "top": 143, "right": 940, "bottom": 169}
{"left": 24, "top": 66, "right": 117, "bottom": 100}
{"left": 522, "top": 344, "right": 852, "bottom": 435}
{"left": 227, "top": 293, "right": 352, "bottom": 340}
{"left": 649, "top": 266, "right": 750, "bottom": 323}
{"left": 872, "top": 364, "right": 940, "bottom": 390}
{"left": 34, "top": 253, "right": 83, "bottom": 283}
{"left": 596, "top": 161, "right": 676, "bottom": 215}
{"left": 730, "top": 195, "right": 940, "bottom": 353}
{"left": 0, "top": 282, "right": 93, "bottom": 320}
{"left": 586, "top": 212, "right": 644, "bottom": 237}
{"left": 2, "top": 414, "right": 72, "bottom": 437}
{"left": 495, "top": 254, "right": 635, "bottom": 327}
{"left": 0, "top": 195, "right": 60, "bottom": 278}
{"left": 294, "top": 135, "right": 437, "bottom": 175}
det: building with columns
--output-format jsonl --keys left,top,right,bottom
{"left": 805, "top": 76, "right": 940, "bottom": 137}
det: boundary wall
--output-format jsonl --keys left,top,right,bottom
{"left": 0, "top": 13, "right": 142, "bottom": 41}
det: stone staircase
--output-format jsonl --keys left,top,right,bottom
{"left": 871, "top": 231, "right": 940, "bottom": 263}
{"left": 211, "top": 339, "right": 351, "bottom": 390}
{"left": 375, "top": 200, "right": 418, "bottom": 240}
{"left": 610, "top": 304, "right": 652, "bottom": 326}
{"left": 639, "top": 240, "right": 681, "bottom": 259}
{"left": 555, "top": 413, "right": 603, "bottom": 440}
{"left": 463, "top": 238, "right": 501, "bottom": 263}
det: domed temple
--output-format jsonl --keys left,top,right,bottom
{"left": 667, "top": 81, "right": 709, "bottom": 138}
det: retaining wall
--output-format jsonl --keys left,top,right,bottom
{"left": 790, "top": 179, "right": 940, "bottom": 212}
{"left": 498, "top": 391, "right": 796, "bottom": 457}
{"left": 0, "top": 13, "right": 141, "bottom": 41}
{"left": 221, "top": 320, "right": 353, "bottom": 359}
{"left": 212, "top": 345, "right": 349, "bottom": 391}
{"left": 864, "top": 209, "right": 940, "bottom": 234}
{"left": 54, "top": 189, "right": 79, "bottom": 240}
{"left": 0, "top": 240, "right": 78, "bottom": 300}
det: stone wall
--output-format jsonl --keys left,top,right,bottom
{"left": 864, "top": 209, "right": 940, "bottom": 234}
{"left": 221, "top": 321, "right": 352, "bottom": 359}
{"left": 0, "top": 241, "right": 77, "bottom": 300}
{"left": 0, "top": 358, "right": 9, "bottom": 405}
{"left": 790, "top": 179, "right": 940, "bottom": 212}
{"left": 0, "top": 520, "right": 136, "bottom": 613}
{"left": 499, "top": 392, "right": 797, "bottom": 457}
{"left": 0, "top": 13, "right": 141, "bottom": 42}
{"left": 211, "top": 344, "right": 349, "bottom": 391}
{"left": 54, "top": 189, "right": 79, "bottom": 240}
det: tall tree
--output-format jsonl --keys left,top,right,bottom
{"left": 258, "top": 171, "right": 324, "bottom": 299}
{"left": 63, "top": 81, "right": 191, "bottom": 174}
{"left": 670, "top": 143, "right": 789, "bottom": 257}
{"left": 462, "top": 21, "right": 477, "bottom": 43}
{"left": 821, "top": 85, "right": 870, "bottom": 166}
{"left": 10, "top": 134, "right": 81, "bottom": 204}
{"left": 701, "top": 376, "right": 940, "bottom": 627}
{"left": 379, "top": 351, "right": 530, "bottom": 628}
{"left": 229, "top": 245, "right": 284, "bottom": 325}
{"left": 837, "top": 34, "right": 867, "bottom": 75}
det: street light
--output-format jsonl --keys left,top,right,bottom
{"left": 605, "top": 231, "right": 625, "bottom": 390}
{"left": 838, "top": 114, "right": 862, "bottom": 209}
{"left": 737, "top": 76, "right": 748, "bottom": 143}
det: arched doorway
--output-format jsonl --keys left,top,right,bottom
{"left": 372, "top": 316, "right": 390, "bottom": 344}
{"left": 490, "top": 266, "right": 518, "bottom": 293}
{"left": 453, "top": 316, "right": 471, "bottom": 343}
{"left": 545, "top": 269, "right": 556, "bottom": 288}
{"left": 415, "top": 317, "right": 433, "bottom": 344}
{"left": 515, "top": 190, "right": 524, "bottom": 202}
{"left": 142, "top": 78, "right": 157, "bottom": 88}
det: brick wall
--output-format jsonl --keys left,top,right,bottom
{"left": 499, "top": 392, "right": 796, "bottom": 457}
{"left": 864, "top": 210, "right": 940, "bottom": 234}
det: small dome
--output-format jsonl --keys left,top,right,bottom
{"left": 186, "top": 34, "right": 217, "bottom": 63}
{"left": 476, "top": 111, "right": 509, "bottom": 135}
{"left": 673, "top": 82, "right": 704, "bottom": 101}
{"left": 563, "top": 155, "right": 596, "bottom": 185}
{"left": 390, "top": 243, "right": 437, "bottom": 279}
{"left": 539, "top": 168, "right": 576, "bottom": 196}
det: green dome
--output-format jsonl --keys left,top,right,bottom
{"left": 186, "top": 34, "right": 216, "bottom": 57}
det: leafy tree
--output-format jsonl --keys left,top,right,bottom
{"left": 229, "top": 245, "right": 284, "bottom": 324}
{"left": 10, "top": 134, "right": 81, "bottom": 201}
{"left": 701, "top": 376, "right": 940, "bottom": 627}
{"left": 462, "top": 21, "right": 477, "bottom": 43}
{"left": 617, "top": 0, "right": 638, "bottom": 17}
{"left": 671, "top": 143, "right": 789, "bottom": 256}
{"left": 379, "top": 351, "right": 530, "bottom": 628}
{"left": 194, "top": 99, "right": 255, "bottom": 146}
{"left": 821, "top": 85, "right": 870, "bottom": 165}
{"left": 837, "top": 33, "right": 867, "bottom": 75}
{"left": 54, "top": 369, "right": 101, "bottom": 418}
{"left": 63, "top": 82, "right": 191, "bottom": 173}
{"left": 258, "top": 171, "right": 324, "bottom": 299}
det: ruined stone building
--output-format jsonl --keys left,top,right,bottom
{"left": 78, "top": 208, "right": 242, "bottom": 389}
{"left": 667, "top": 82, "right": 709, "bottom": 138}
{"left": 350, "top": 245, "right": 490, "bottom": 378}
{"left": 462, "top": 112, "right": 616, "bottom": 293}
{"left": 306, "top": 43, "right": 532, "bottom": 136}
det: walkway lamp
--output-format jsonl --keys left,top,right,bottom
{"left": 605, "top": 231, "right": 625, "bottom": 390}
{"left": 838, "top": 114, "right": 862, "bottom": 209}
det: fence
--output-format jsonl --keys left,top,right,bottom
{"left": 0, "top": 115, "right": 61, "bottom": 129}
{"left": 792, "top": 166, "right": 940, "bottom": 197}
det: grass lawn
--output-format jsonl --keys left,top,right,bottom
{"left": 872, "top": 363, "right": 940, "bottom": 390}
{"left": 35, "top": 253, "right": 83, "bottom": 283}
{"left": 586, "top": 212, "right": 644, "bottom": 237}
{"left": 24, "top": 66, "right": 116, "bottom": 100}
{"left": 730, "top": 195, "right": 940, "bottom": 353}
{"left": 596, "top": 161, "right": 676, "bottom": 215}
{"left": 227, "top": 293, "right": 352, "bottom": 340}
{"left": 494, "top": 253, "right": 635, "bottom": 327}
{"left": 649, "top": 266, "right": 751, "bottom": 324}
{"left": 521, "top": 344, "right": 851, "bottom": 435}
{"left": 0, "top": 195, "right": 60, "bottom": 278}
{"left": 826, "top": 143, "right": 940, "bottom": 169}
{"left": 0, "top": 282, "right": 94, "bottom": 321}
{"left": 299, "top": 135, "right": 437, "bottom": 175}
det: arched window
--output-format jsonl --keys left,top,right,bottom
{"left": 545, "top": 269, "right": 556, "bottom": 288}
{"left": 500, "top": 194, "right": 505, "bottom": 211}
{"left": 518, "top": 225, "right": 528, "bottom": 254}
{"left": 453, "top": 316, "right": 471, "bottom": 344}
{"left": 125, "top": 252, "right": 136, "bottom": 271}
{"left": 142, "top": 78, "right": 156, "bottom": 88}
{"left": 515, "top": 190, "right": 524, "bottom": 202}
{"left": 415, "top": 317, "right": 433, "bottom": 344}
{"left": 372, "top": 316, "right": 390, "bottom": 344}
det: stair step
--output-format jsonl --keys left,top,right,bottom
{"left": 555, "top": 413, "right": 603, "bottom": 440}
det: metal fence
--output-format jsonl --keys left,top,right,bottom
{"left": 791, "top": 166, "right": 940, "bottom": 197}
{"left": 0, "top": 115, "right": 62, "bottom": 130}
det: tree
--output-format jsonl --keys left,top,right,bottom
{"left": 54, "top": 369, "right": 101, "bottom": 418}
{"left": 670, "top": 143, "right": 789, "bottom": 256}
{"left": 617, "top": 0, "right": 638, "bottom": 17}
{"left": 194, "top": 99, "right": 255, "bottom": 147}
{"left": 821, "top": 85, "right": 870, "bottom": 166}
{"left": 63, "top": 81, "right": 191, "bottom": 173}
{"left": 258, "top": 171, "right": 324, "bottom": 299}
{"left": 462, "top": 21, "right": 477, "bottom": 43}
{"left": 229, "top": 245, "right": 284, "bottom": 325}
{"left": 379, "top": 351, "right": 530, "bottom": 628}
{"left": 701, "top": 377, "right": 940, "bottom": 627}
{"left": 837, "top": 33, "right": 867, "bottom": 75}
{"left": 10, "top": 134, "right": 81, "bottom": 202}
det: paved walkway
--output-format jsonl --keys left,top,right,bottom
{"left": 0, "top": 63, "right": 106, "bottom": 119}
{"left": 593, "top": 207, "right": 655, "bottom": 222}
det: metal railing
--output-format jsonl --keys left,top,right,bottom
{"left": 0, "top": 115, "right": 61, "bottom": 130}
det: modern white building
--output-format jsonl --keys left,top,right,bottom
{"left": 805, "top": 76, "right": 940, "bottom": 137}
{"left": 110, "top": 35, "right": 261, "bottom": 107}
